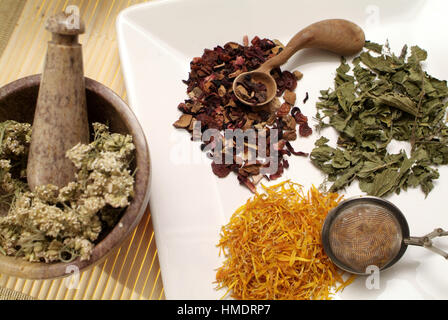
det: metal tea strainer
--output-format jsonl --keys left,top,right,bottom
{"left": 321, "top": 196, "right": 448, "bottom": 275}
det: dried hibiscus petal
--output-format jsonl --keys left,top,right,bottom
{"left": 286, "top": 141, "right": 308, "bottom": 157}
{"left": 276, "top": 103, "right": 291, "bottom": 117}
{"left": 211, "top": 162, "right": 232, "bottom": 178}
{"left": 237, "top": 174, "right": 256, "bottom": 193}
{"left": 294, "top": 112, "right": 308, "bottom": 125}
{"left": 299, "top": 123, "right": 313, "bottom": 137}
{"left": 269, "top": 162, "right": 284, "bottom": 180}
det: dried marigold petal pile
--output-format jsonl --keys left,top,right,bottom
{"left": 216, "top": 181, "right": 354, "bottom": 300}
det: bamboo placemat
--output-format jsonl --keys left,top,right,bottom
{"left": 0, "top": 287, "right": 35, "bottom": 300}
{"left": 0, "top": 0, "right": 164, "bottom": 300}
{"left": 0, "top": 0, "right": 27, "bottom": 57}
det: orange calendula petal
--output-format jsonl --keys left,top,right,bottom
{"left": 215, "top": 180, "right": 354, "bottom": 300}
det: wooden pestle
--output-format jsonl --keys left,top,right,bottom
{"left": 27, "top": 12, "right": 89, "bottom": 191}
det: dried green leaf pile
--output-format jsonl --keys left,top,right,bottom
{"left": 312, "top": 42, "right": 448, "bottom": 197}
{"left": 0, "top": 121, "right": 135, "bottom": 263}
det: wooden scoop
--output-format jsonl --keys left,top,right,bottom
{"left": 27, "top": 12, "right": 89, "bottom": 190}
{"left": 233, "top": 19, "right": 365, "bottom": 106}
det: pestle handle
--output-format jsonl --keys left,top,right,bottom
{"left": 45, "top": 11, "right": 85, "bottom": 35}
{"left": 46, "top": 12, "right": 85, "bottom": 45}
{"left": 27, "top": 12, "right": 89, "bottom": 191}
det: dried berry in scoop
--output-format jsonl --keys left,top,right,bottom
{"left": 234, "top": 74, "right": 268, "bottom": 104}
{"left": 173, "top": 36, "right": 312, "bottom": 192}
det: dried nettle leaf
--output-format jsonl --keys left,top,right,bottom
{"left": 312, "top": 41, "right": 448, "bottom": 197}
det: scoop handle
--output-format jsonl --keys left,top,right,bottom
{"left": 404, "top": 228, "right": 448, "bottom": 259}
{"left": 257, "top": 19, "right": 365, "bottom": 73}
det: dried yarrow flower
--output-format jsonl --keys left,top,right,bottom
{"left": 0, "top": 121, "right": 135, "bottom": 263}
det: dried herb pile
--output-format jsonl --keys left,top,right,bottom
{"left": 0, "top": 122, "right": 135, "bottom": 263}
{"left": 216, "top": 181, "right": 354, "bottom": 300}
{"left": 312, "top": 42, "right": 448, "bottom": 197}
{"left": 173, "top": 36, "right": 312, "bottom": 192}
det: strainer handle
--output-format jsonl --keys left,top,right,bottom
{"left": 404, "top": 228, "right": 448, "bottom": 259}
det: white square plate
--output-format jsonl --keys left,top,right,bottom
{"left": 117, "top": 0, "right": 448, "bottom": 299}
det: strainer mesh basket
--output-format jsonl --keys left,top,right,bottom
{"left": 327, "top": 202, "right": 403, "bottom": 274}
